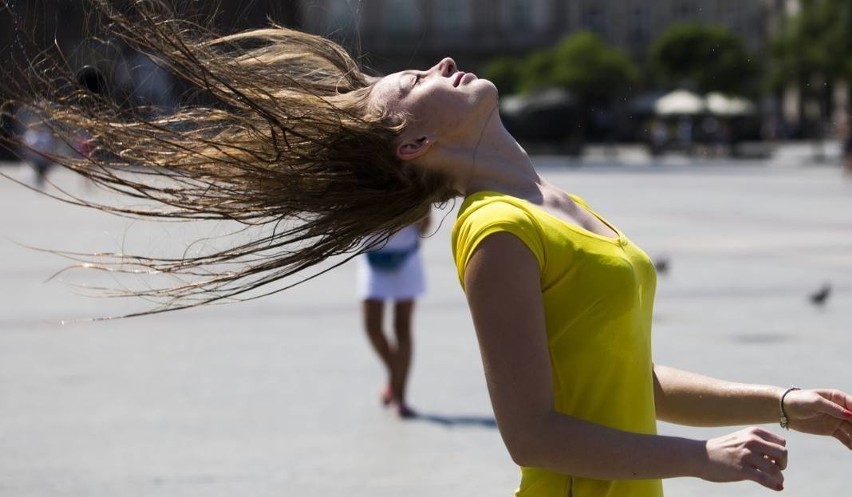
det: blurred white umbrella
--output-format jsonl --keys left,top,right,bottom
{"left": 705, "top": 92, "right": 756, "bottom": 116}
{"left": 654, "top": 89, "right": 705, "bottom": 116}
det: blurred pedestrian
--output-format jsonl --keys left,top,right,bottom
{"left": 4, "top": 4, "right": 852, "bottom": 497}
{"left": 12, "top": 102, "right": 92, "bottom": 188}
{"left": 15, "top": 105, "right": 61, "bottom": 188}
{"left": 359, "top": 215, "right": 430, "bottom": 418}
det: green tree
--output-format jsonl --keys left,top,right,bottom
{"left": 770, "top": 0, "right": 852, "bottom": 127}
{"left": 549, "top": 31, "right": 639, "bottom": 102}
{"left": 502, "top": 32, "right": 638, "bottom": 142}
{"left": 650, "top": 23, "right": 756, "bottom": 95}
{"left": 517, "top": 48, "right": 558, "bottom": 93}
{"left": 481, "top": 56, "right": 523, "bottom": 95}
{"left": 517, "top": 31, "right": 638, "bottom": 103}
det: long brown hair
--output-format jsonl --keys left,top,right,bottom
{"left": 1, "top": 0, "right": 456, "bottom": 316}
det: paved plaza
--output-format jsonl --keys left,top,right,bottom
{"left": 1, "top": 146, "right": 851, "bottom": 497}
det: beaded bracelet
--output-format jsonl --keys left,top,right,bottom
{"left": 779, "top": 387, "right": 800, "bottom": 429}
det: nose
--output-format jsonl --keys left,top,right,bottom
{"left": 434, "top": 57, "right": 456, "bottom": 77}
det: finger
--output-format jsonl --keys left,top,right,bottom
{"left": 832, "top": 426, "right": 852, "bottom": 450}
{"left": 752, "top": 440, "right": 788, "bottom": 470}
{"left": 744, "top": 465, "right": 784, "bottom": 492}
{"left": 750, "top": 453, "right": 784, "bottom": 477}
{"left": 774, "top": 442, "right": 788, "bottom": 470}
{"left": 743, "top": 429, "right": 788, "bottom": 468}
{"left": 831, "top": 390, "right": 852, "bottom": 411}
{"left": 768, "top": 448, "right": 788, "bottom": 471}
{"left": 816, "top": 396, "right": 852, "bottom": 420}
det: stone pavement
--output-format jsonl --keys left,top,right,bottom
{"left": 1, "top": 148, "right": 851, "bottom": 497}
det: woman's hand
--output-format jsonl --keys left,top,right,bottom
{"left": 701, "top": 427, "right": 787, "bottom": 491}
{"left": 784, "top": 388, "right": 852, "bottom": 448}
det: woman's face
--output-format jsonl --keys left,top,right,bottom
{"left": 370, "top": 57, "right": 497, "bottom": 145}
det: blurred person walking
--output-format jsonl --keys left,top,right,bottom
{"left": 359, "top": 215, "right": 430, "bottom": 418}
{"left": 15, "top": 105, "right": 59, "bottom": 187}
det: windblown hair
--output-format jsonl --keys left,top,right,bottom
{"left": 1, "top": 0, "right": 456, "bottom": 315}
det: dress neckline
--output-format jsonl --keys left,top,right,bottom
{"left": 463, "top": 190, "right": 628, "bottom": 246}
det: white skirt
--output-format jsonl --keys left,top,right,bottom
{"left": 357, "top": 248, "right": 425, "bottom": 301}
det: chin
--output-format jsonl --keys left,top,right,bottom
{"left": 470, "top": 78, "right": 498, "bottom": 99}
{"left": 478, "top": 77, "right": 498, "bottom": 93}
{"left": 480, "top": 80, "right": 500, "bottom": 106}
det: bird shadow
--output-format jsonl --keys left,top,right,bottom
{"left": 408, "top": 412, "right": 497, "bottom": 429}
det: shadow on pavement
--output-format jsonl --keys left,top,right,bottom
{"left": 409, "top": 412, "right": 497, "bottom": 429}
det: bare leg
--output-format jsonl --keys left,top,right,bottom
{"left": 31, "top": 159, "right": 51, "bottom": 188}
{"left": 391, "top": 299, "right": 415, "bottom": 417}
{"left": 362, "top": 299, "right": 393, "bottom": 404}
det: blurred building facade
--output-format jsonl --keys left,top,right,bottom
{"left": 0, "top": 0, "right": 302, "bottom": 159}
{"left": 0, "top": 0, "right": 834, "bottom": 149}
{"left": 0, "top": 0, "right": 302, "bottom": 91}
{"left": 0, "top": 1, "right": 795, "bottom": 91}
{"left": 301, "top": 0, "right": 773, "bottom": 72}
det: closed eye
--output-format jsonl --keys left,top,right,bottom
{"left": 412, "top": 74, "right": 421, "bottom": 87}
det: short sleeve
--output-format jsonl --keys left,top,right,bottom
{"left": 451, "top": 199, "right": 545, "bottom": 288}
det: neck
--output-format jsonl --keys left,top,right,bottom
{"left": 424, "top": 109, "right": 544, "bottom": 200}
{"left": 466, "top": 115, "right": 542, "bottom": 199}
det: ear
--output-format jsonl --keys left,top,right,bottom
{"left": 396, "top": 135, "right": 434, "bottom": 162}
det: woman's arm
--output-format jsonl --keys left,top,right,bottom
{"left": 463, "top": 232, "right": 788, "bottom": 490}
{"left": 654, "top": 365, "right": 852, "bottom": 447}
{"left": 653, "top": 365, "right": 785, "bottom": 426}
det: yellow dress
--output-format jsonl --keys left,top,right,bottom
{"left": 452, "top": 191, "right": 663, "bottom": 497}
